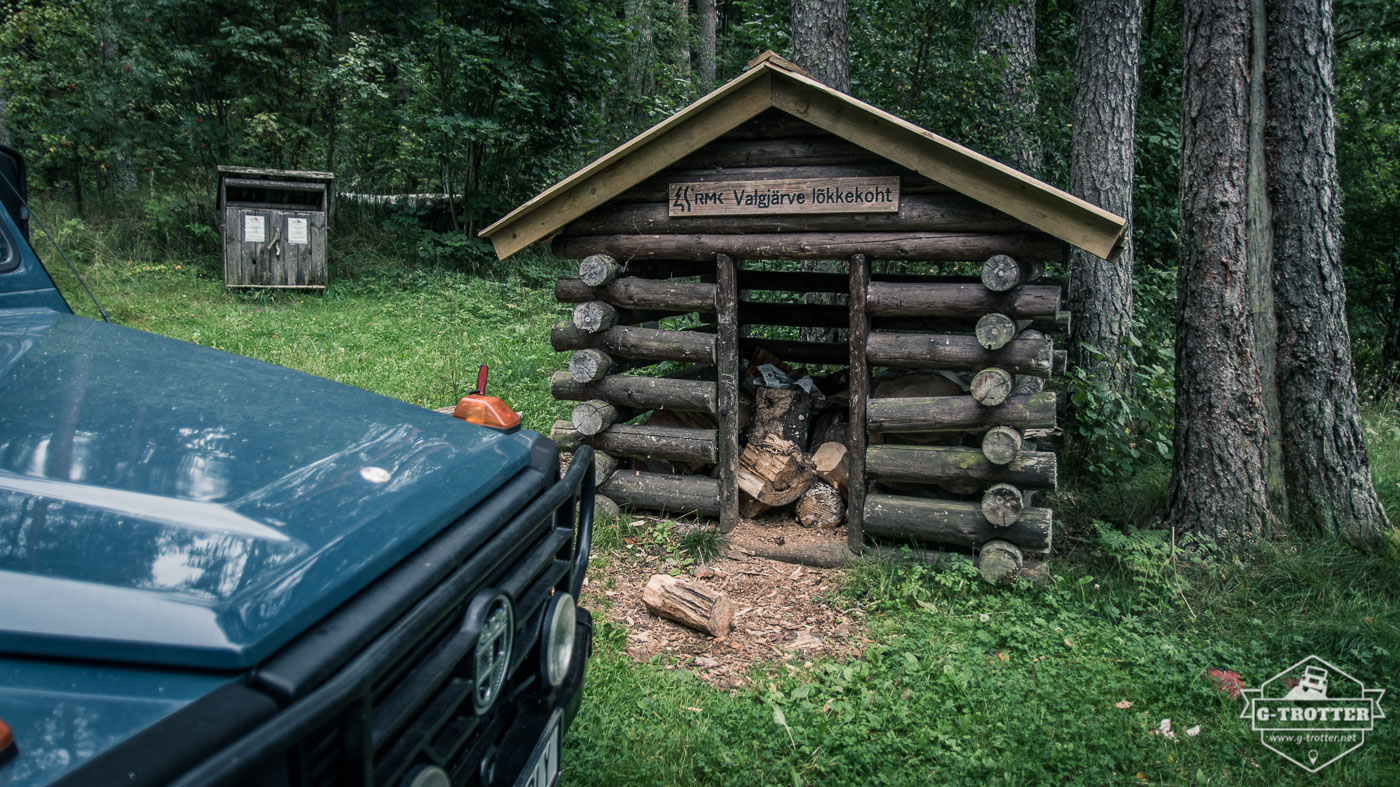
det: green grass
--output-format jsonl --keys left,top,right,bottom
{"left": 36, "top": 202, "right": 1400, "bottom": 786}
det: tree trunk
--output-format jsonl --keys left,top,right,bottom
{"left": 790, "top": 0, "right": 850, "bottom": 93}
{"left": 1067, "top": 0, "right": 1142, "bottom": 390}
{"left": 1266, "top": 0, "right": 1392, "bottom": 547}
{"left": 974, "top": 0, "right": 1041, "bottom": 175}
{"left": 698, "top": 0, "right": 718, "bottom": 87}
{"left": 1163, "top": 0, "right": 1269, "bottom": 548}
{"left": 102, "top": 5, "right": 138, "bottom": 194}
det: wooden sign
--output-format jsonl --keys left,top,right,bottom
{"left": 668, "top": 176, "right": 900, "bottom": 217}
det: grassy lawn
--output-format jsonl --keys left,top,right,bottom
{"left": 37, "top": 209, "right": 1400, "bottom": 786}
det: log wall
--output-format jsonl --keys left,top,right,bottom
{"left": 543, "top": 109, "right": 1069, "bottom": 581}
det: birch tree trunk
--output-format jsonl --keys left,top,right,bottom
{"left": 974, "top": 0, "right": 1041, "bottom": 176}
{"left": 1266, "top": 0, "right": 1392, "bottom": 547}
{"left": 1067, "top": 0, "right": 1142, "bottom": 390}
{"left": 1163, "top": 0, "right": 1269, "bottom": 548}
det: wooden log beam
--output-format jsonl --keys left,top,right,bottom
{"left": 594, "top": 452, "right": 620, "bottom": 486}
{"left": 599, "top": 470, "right": 721, "bottom": 518}
{"left": 867, "top": 392, "right": 1057, "bottom": 433}
{"left": 669, "top": 136, "right": 883, "bottom": 169}
{"left": 573, "top": 301, "right": 617, "bottom": 333}
{"left": 571, "top": 400, "right": 626, "bottom": 436}
{"left": 613, "top": 163, "right": 952, "bottom": 204}
{"left": 866, "top": 281, "right": 1061, "bottom": 320}
{"left": 971, "top": 368, "right": 1015, "bottom": 406}
{"left": 981, "top": 483, "right": 1025, "bottom": 526}
{"left": 976, "top": 540, "right": 1024, "bottom": 586}
{"left": 981, "top": 254, "right": 1046, "bottom": 291}
{"left": 550, "top": 371, "right": 718, "bottom": 413}
{"left": 551, "top": 321, "right": 716, "bottom": 364}
{"left": 865, "top": 333, "right": 1053, "bottom": 377}
{"left": 551, "top": 421, "right": 717, "bottom": 463}
{"left": 553, "top": 232, "right": 1065, "bottom": 262}
{"left": 579, "top": 253, "right": 620, "bottom": 286}
{"left": 864, "top": 445, "right": 1057, "bottom": 489}
{"left": 863, "top": 493, "right": 1052, "bottom": 552}
{"left": 554, "top": 276, "right": 716, "bottom": 311}
{"left": 568, "top": 349, "right": 616, "bottom": 382}
{"left": 976, "top": 313, "right": 1017, "bottom": 350}
{"left": 567, "top": 193, "right": 1035, "bottom": 236}
{"left": 981, "top": 426, "right": 1024, "bottom": 465}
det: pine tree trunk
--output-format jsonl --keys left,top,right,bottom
{"left": 1266, "top": 0, "right": 1392, "bottom": 547}
{"left": 1067, "top": 0, "right": 1142, "bottom": 390}
{"left": 1164, "top": 0, "right": 1269, "bottom": 548}
{"left": 698, "top": 0, "right": 718, "bottom": 87}
{"left": 790, "top": 0, "right": 850, "bottom": 93}
{"left": 673, "top": 0, "right": 692, "bottom": 85}
{"left": 103, "top": 5, "right": 137, "bottom": 194}
{"left": 974, "top": 0, "right": 1041, "bottom": 176}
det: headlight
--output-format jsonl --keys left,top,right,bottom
{"left": 540, "top": 592, "right": 577, "bottom": 687}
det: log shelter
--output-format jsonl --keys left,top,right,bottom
{"left": 482, "top": 52, "right": 1126, "bottom": 581}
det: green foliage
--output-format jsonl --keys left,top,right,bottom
{"left": 1063, "top": 331, "right": 1174, "bottom": 482}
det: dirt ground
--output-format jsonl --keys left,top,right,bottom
{"left": 580, "top": 515, "right": 870, "bottom": 690}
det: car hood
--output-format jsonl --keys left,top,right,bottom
{"left": 0, "top": 309, "right": 534, "bottom": 670}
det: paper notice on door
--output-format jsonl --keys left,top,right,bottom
{"left": 287, "top": 217, "right": 309, "bottom": 245}
{"left": 243, "top": 214, "right": 266, "bottom": 243}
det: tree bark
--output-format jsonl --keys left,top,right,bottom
{"left": 1164, "top": 0, "right": 1269, "bottom": 547}
{"left": 791, "top": 0, "right": 850, "bottom": 92}
{"left": 974, "top": 0, "right": 1041, "bottom": 175}
{"left": 698, "top": 0, "right": 718, "bottom": 87}
{"left": 1266, "top": 0, "right": 1392, "bottom": 547}
{"left": 1067, "top": 0, "right": 1142, "bottom": 390}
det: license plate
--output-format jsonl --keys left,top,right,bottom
{"left": 517, "top": 717, "right": 561, "bottom": 787}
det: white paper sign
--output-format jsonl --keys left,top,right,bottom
{"left": 287, "top": 217, "right": 309, "bottom": 245}
{"left": 243, "top": 214, "right": 266, "bottom": 243}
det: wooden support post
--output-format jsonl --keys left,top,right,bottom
{"left": 578, "top": 253, "right": 620, "bottom": 287}
{"left": 716, "top": 253, "right": 740, "bottom": 533}
{"left": 848, "top": 253, "right": 870, "bottom": 553}
{"left": 981, "top": 254, "right": 1046, "bottom": 292}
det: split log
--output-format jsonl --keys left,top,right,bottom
{"left": 568, "top": 349, "right": 616, "bottom": 383}
{"left": 971, "top": 368, "right": 1015, "bottom": 406}
{"left": 750, "top": 387, "right": 811, "bottom": 449}
{"left": 811, "top": 442, "right": 851, "bottom": 494}
{"left": 566, "top": 192, "right": 1034, "bottom": 235}
{"left": 863, "top": 493, "right": 1052, "bottom": 552}
{"left": 980, "top": 255, "right": 1045, "bottom": 292}
{"left": 554, "top": 277, "right": 716, "bottom": 312}
{"left": 866, "top": 333, "right": 1053, "bottom": 377}
{"left": 573, "top": 301, "right": 617, "bottom": 333}
{"left": 572, "top": 400, "right": 625, "bottom": 436}
{"left": 594, "top": 495, "right": 621, "bottom": 521}
{"left": 550, "top": 371, "right": 718, "bottom": 413}
{"left": 578, "top": 253, "right": 620, "bottom": 287}
{"left": 553, "top": 232, "right": 1065, "bottom": 263}
{"left": 981, "top": 483, "right": 1025, "bottom": 527}
{"left": 797, "top": 482, "right": 844, "bottom": 528}
{"left": 551, "top": 321, "right": 716, "bottom": 364}
{"left": 599, "top": 470, "right": 721, "bottom": 518}
{"left": 976, "top": 313, "right": 1018, "bottom": 350}
{"left": 867, "top": 393, "right": 1057, "bottom": 433}
{"left": 864, "top": 445, "right": 1057, "bottom": 489}
{"left": 866, "top": 281, "right": 1061, "bottom": 320}
{"left": 981, "top": 426, "right": 1024, "bottom": 465}
{"left": 976, "top": 540, "right": 1024, "bottom": 586}
{"left": 551, "top": 421, "right": 717, "bottom": 463}
{"left": 642, "top": 574, "right": 733, "bottom": 637}
{"left": 594, "top": 452, "right": 620, "bottom": 485}
{"left": 736, "top": 434, "right": 815, "bottom": 507}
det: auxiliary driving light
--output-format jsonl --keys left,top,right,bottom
{"left": 540, "top": 592, "right": 577, "bottom": 687}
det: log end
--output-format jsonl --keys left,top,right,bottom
{"left": 977, "top": 539, "right": 1024, "bottom": 586}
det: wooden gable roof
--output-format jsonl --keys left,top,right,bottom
{"left": 481, "top": 52, "right": 1127, "bottom": 261}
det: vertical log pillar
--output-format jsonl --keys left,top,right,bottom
{"left": 847, "top": 253, "right": 870, "bottom": 553}
{"left": 716, "top": 253, "right": 741, "bottom": 532}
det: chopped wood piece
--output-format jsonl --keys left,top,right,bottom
{"left": 971, "top": 367, "right": 1014, "bottom": 406}
{"left": 976, "top": 540, "right": 1025, "bottom": 586}
{"left": 811, "top": 441, "right": 852, "bottom": 495}
{"left": 568, "top": 349, "right": 614, "bottom": 383}
{"left": 642, "top": 574, "right": 733, "bottom": 637}
{"left": 736, "top": 434, "right": 815, "bottom": 507}
{"left": 573, "top": 301, "right": 617, "bottom": 333}
{"left": 750, "top": 387, "right": 811, "bottom": 449}
{"left": 981, "top": 483, "right": 1025, "bottom": 527}
{"left": 797, "top": 482, "right": 844, "bottom": 528}
{"left": 975, "top": 313, "right": 1018, "bottom": 350}
{"left": 594, "top": 495, "right": 621, "bottom": 521}
{"left": 981, "top": 254, "right": 1045, "bottom": 292}
{"left": 572, "top": 399, "right": 621, "bottom": 436}
{"left": 981, "top": 426, "right": 1024, "bottom": 465}
{"left": 578, "top": 253, "right": 620, "bottom": 287}
{"left": 593, "top": 451, "right": 620, "bottom": 485}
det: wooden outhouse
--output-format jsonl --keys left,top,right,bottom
{"left": 218, "top": 166, "right": 333, "bottom": 289}
{"left": 482, "top": 52, "right": 1126, "bottom": 581}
